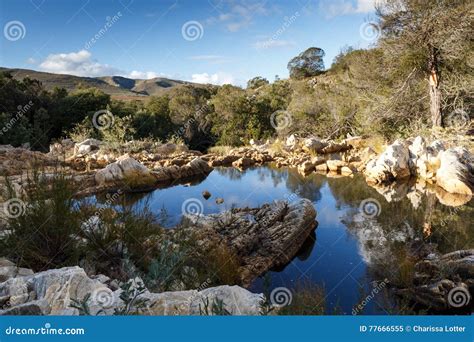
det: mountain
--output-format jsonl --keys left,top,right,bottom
{"left": 0, "top": 68, "right": 197, "bottom": 100}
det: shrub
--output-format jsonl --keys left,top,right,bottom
{"left": 0, "top": 170, "right": 83, "bottom": 270}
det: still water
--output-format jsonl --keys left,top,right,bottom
{"left": 95, "top": 165, "right": 474, "bottom": 314}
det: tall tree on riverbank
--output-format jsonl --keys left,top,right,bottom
{"left": 376, "top": 0, "right": 473, "bottom": 128}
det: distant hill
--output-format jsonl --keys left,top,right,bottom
{"left": 0, "top": 67, "right": 198, "bottom": 100}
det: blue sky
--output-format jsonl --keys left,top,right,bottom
{"left": 0, "top": 0, "right": 378, "bottom": 86}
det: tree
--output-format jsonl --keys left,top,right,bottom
{"left": 376, "top": 0, "right": 473, "bottom": 127}
{"left": 287, "top": 47, "right": 325, "bottom": 79}
{"left": 247, "top": 76, "right": 269, "bottom": 89}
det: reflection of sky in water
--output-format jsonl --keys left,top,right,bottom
{"left": 89, "top": 165, "right": 474, "bottom": 314}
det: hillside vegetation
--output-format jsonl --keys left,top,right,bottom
{"left": 0, "top": 0, "right": 472, "bottom": 151}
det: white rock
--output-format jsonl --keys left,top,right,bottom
{"left": 365, "top": 140, "right": 412, "bottom": 183}
{"left": 436, "top": 148, "right": 473, "bottom": 196}
{"left": 95, "top": 154, "right": 153, "bottom": 186}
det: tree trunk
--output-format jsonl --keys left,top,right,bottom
{"left": 428, "top": 48, "right": 442, "bottom": 127}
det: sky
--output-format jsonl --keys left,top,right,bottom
{"left": 0, "top": 0, "right": 379, "bottom": 86}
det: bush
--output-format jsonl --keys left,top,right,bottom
{"left": 1, "top": 170, "right": 83, "bottom": 270}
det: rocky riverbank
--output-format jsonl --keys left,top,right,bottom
{"left": 0, "top": 198, "right": 316, "bottom": 315}
{"left": 1, "top": 134, "right": 472, "bottom": 204}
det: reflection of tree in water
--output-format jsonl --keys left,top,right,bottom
{"left": 214, "top": 166, "right": 244, "bottom": 180}
{"left": 284, "top": 168, "right": 325, "bottom": 202}
{"left": 336, "top": 177, "right": 474, "bottom": 312}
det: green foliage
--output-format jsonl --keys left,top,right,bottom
{"left": 199, "top": 297, "right": 231, "bottom": 316}
{"left": 70, "top": 294, "right": 93, "bottom": 316}
{"left": 0, "top": 170, "right": 83, "bottom": 271}
{"left": 114, "top": 280, "right": 149, "bottom": 315}
{"left": 247, "top": 76, "right": 269, "bottom": 89}
{"left": 288, "top": 47, "right": 325, "bottom": 79}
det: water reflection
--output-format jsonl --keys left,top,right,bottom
{"left": 89, "top": 165, "right": 473, "bottom": 314}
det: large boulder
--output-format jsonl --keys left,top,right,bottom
{"left": 153, "top": 157, "right": 213, "bottom": 182}
{"left": 0, "top": 266, "right": 264, "bottom": 316}
{"left": 183, "top": 199, "right": 317, "bottom": 285}
{"left": 143, "top": 285, "right": 263, "bottom": 316}
{"left": 365, "top": 140, "right": 412, "bottom": 183}
{"left": 436, "top": 147, "right": 473, "bottom": 196}
{"left": 0, "top": 266, "right": 107, "bottom": 315}
{"left": 95, "top": 154, "right": 155, "bottom": 188}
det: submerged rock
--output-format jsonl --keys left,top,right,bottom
{"left": 202, "top": 190, "right": 211, "bottom": 200}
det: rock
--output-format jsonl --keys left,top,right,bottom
{"left": 0, "top": 266, "right": 34, "bottom": 282}
{"left": 232, "top": 157, "right": 254, "bottom": 169}
{"left": 95, "top": 154, "right": 155, "bottom": 188}
{"left": 183, "top": 199, "right": 316, "bottom": 285}
{"left": 397, "top": 249, "right": 474, "bottom": 310}
{"left": 29, "top": 267, "right": 109, "bottom": 315}
{"left": 202, "top": 190, "right": 211, "bottom": 200}
{"left": 340, "top": 166, "right": 354, "bottom": 176}
{"left": 298, "top": 160, "right": 314, "bottom": 174}
{"left": 285, "top": 134, "right": 298, "bottom": 149}
{"left": 343, "top": 136, "right": 365, "bottom": 148}
{"left": 215, "top": 198, "right": 224, "bottom": 204}
{"left": 365, "top": 140, "right": 412, "bottom": 183}
{"left": 137, "top": 285, "right": 263, "bottom": 316}
{"left": 155, "top": 143, "right": 183, "bottom": 155}
{"left": 0, "top": 258, "right": 15, "bottom": 267}
{"left": 315, "top": 163, "right": 328, "bottom": 172}
{"left": 74, "top": 139, "right": 102, "bottom": 157}
{"left": 436, "top": 147, "right": 473, "bottom": 196}
{"left": 408, "top": 136, "right": 427, "bottom": 160}
{"left": 303, "top": 137, "right": 327, "bottom": 153}
{"left": 326, "top": 160, "right": 347, "bottom": 172}
{"left": 0, "top": 266, "right": 108, "bottom": 315}
{"left": 0, "top": 300, "right": 49, "bottom": 315}
{"left": 190, "top": 285, "right": 263, "bottom": 315}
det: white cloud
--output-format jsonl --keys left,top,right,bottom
{"left": 128, "top": 70, "right": 167, "bottom": 79}
{"left": 320, "top": 0, "right": 377, "bottom": 17}
{"left": 38, "top": 50, "right": 162, "bottom": 79}
{"left": 190, "top": 72, "right": 236, "bottom": 86}
{"left": 206, "top": 1, "right": 274, "bottom": 32}
{"left": 253, "top": 39, "right": 295, "bottom": 50}
{"left": 39, "top": 50, "right": 120, "bottom": 76}
{"left": 26, "top": 57, "right": 37, "bottom": 64}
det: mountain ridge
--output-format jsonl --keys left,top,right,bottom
{"left": 0, "top": 67, "right": 198, "bottom": 100}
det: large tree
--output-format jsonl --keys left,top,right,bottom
{"left": 287, "top": 47, "right": 325, "bottom": 79}
{"left": 376, "top": 0, "right": 473, "bottom": 127}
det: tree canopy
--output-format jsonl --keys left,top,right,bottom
{"left": 287, "top": 47, "right": 325, "bottom": 79}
